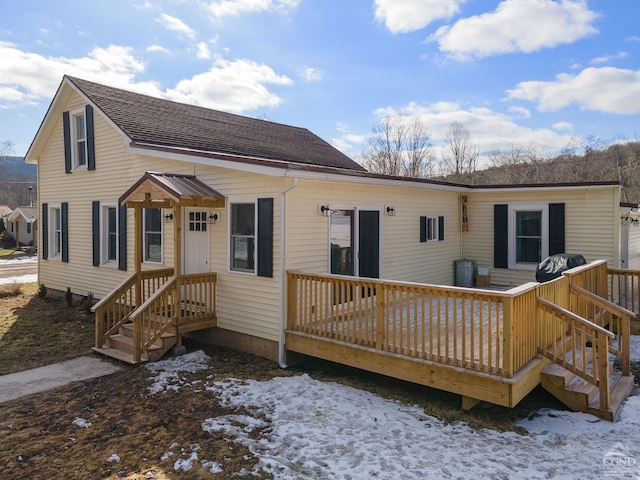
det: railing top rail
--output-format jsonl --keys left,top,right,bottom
{"left": 287, "top": 270, "right": 517, "bottom": 299}
{"left": 140, "top": 267, "right": 174, "bottom": 278}
{"left": 570, "top": 284, "right": 637, "bottom": 319}
{"left": 607, "top": 267, "right": 640, "bottom": 275}
{"left": 561, "top": 260, "right": 608, "bottom": 277}
{"left": 537, "top": 296, "right": 615, "bottom": 339}
{"left": 180, "top": 271, "right": 218, "bottom": 280}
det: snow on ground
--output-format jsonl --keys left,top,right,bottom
{"left": 145, "top": 350, "right": 640, "bottom": 479}
{"left": 0, "top": 256, "right": 37, "bottom": 265}
{"left": 0, "top": 274, "right": 37, "bottom": 285}
{"left": 630, "top": 335, "right": 640, "bottom": 362}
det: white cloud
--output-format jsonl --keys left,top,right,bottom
{"left": 300, "top": 66, "right": 323, "bottom": 82}
{"left": 207, "top": 0, "right": 300, "bottom": 18}
{"left": 147, "top": 44, "right": 171, "bottom": 54}
{"left": 0, "top": 41, "right": 163, "bottom": 107}
{"left": 196, "top": 42, "right": 211, "bottom": 60}
{"left": 372, "top": 101, "right": 572, "bottom": 165}
{"left": 332, "top": 122, "right": 366, "bottom": 153}
{"left": 430, "top": 0, "right": 598, "bottom": 60}
{"left": 553, "top": 121, "right": 573, "bottom": 131}
{"left": 156, "top": 13, "right": 196, "bottom": 39}
{"left": 590, "top": 51, "right": 627, "bottom": 65}
{"left": 507, "top": 66, "right": 640, "bottom": 114}
{"left": 507, "top": 105, "right": 530, "bottom": 118}
{"left": 373, "top": 0, "right": 466, "bottom": 34}
{"left": 165, "top": 57, "right": 293, "bottom": 112}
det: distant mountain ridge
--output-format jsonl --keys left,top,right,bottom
{"left": 0, "top": 156, "right": 37, "bottom": 208}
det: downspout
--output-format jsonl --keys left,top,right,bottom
{"left": 278, "top": 177, "right": 298, "bottom": 368}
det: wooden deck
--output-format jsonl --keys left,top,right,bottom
{"left": 286, "top": 261, "right": 634, "bottom": 418}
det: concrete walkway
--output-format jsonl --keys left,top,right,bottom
{"left": 0, "top": 356, "right": 121, "bottom": 403}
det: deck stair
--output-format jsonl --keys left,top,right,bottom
{"left": 541, "top": 362, "right": 634, "bottom": 421}
{"left": 93, "top": 314, "right": 177, "bottom": 364}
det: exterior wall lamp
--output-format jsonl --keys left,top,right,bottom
{"left": 385, "top": 205, "right": 396, "bottom": 216}
{"left": 164, "top": 213, "right": 173, "bottom": 223}
{"left": 319, "top": 204, "right": 331, "bottom": 217}
{"left": 209, "top": 212, "right": 219, "bottom": 224}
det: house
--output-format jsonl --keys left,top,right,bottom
{"left": 25, "top": 76, "right": 635, "bottom": 419}
{"left": 6, "top": 206, "right": 37, "bottom": 249}
{"left": 0, "top": 204, "right": 12, "bottom": 232}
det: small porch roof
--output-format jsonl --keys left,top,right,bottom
{"left": 119, "top": 172, "right": 226, "bottom": 208}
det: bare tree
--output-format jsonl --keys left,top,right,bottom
{"left": 441, "top": 122, "right": 479, "bottom": 180}
{"left": 361, "top": 116, "right": 435, "bottom": 178}
{"left": 0, "top": 140, "right": 13, "bottom": 156}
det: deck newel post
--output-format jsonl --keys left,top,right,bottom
{"left": 173, "top": 205, "right": 182, "bottom": 348}
{"left": 286, "top": 272, "right": 296, "bottom": 331}
{"left": 621, "top": 312, "right": 631, "bottom": 376}
{"left": 376, "top": 285, "right": 385, "bottom": 351}
{"left": 133, "top": 204, "right": 142, "bottom": 362}
{"left": 95, "top": 305, "right": 104, "bottom": 348}
{"left": 503, "top": 295, "right": 514, "bottom": 377}
{"left": 597, "top": 332, "right": 611, "bottom": 410}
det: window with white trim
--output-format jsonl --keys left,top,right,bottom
{"left": 103, "top": 205, "right": 117, "bottom": 263}
{"left": 143, "top": 208, "right": 162, "bottom": 263}
{"left": 50, "top": 206, "right": 62, "bottom": 258}
{"left": 230, "top": 203, "right": 255, "bottom": 272}
{"left": 26, "top": 222, "right": 32, "bottom": 234}
{"left": 426, "top": 216, "right": 439, "bottom": 242}
{"left": 71, "top": 108, "right": 88, "bottom": 169}
{"left": 508, "top": 204, "right": 548, "bottom": 268}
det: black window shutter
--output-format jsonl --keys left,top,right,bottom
{"left": 63, "top": 111, "right": 71, "bottom": 174}
{"left": 61, "top": 202, "right": 69, "bottom": 263}
{"left": 86, "top": 105, "right": 96, "bottom": 171}
{"left": 118, "top": 204, "right": 127, "bottom": 271}
{"left": 494, "top": 204, "right": 508, "bottom": 268}
{"left": 549, "top": 203, "right": 565, "bottom": 255}
{"left": 420, "top": 216, "right": 427, "bottom": 242}
{"left": 257, "top": 198, "right": 273, "bottom": 277}
{"left": 438, "top": 216, "right": 445, "bottom": 241}
{"left": 92, "top": 201, "right": 100, "bottom": 266}
{"left": 41, "top": 203, "right": 48, "bottom": 260}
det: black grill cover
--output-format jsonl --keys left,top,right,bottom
{"left": 535, "top": 254, "right": 587, "bottom": 283}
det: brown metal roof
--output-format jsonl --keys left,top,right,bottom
{"left": 120, "top": 172, "right": 226, "bottom": 208}
{"left": 67, "top": 76, "right": 365, "bottom": 172}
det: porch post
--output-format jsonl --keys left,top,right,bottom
{"left": 173, "top": 204, "right": 183, "bottom": 348}
{"left": 133, "top": 205, "right": 142, "bottom": 308}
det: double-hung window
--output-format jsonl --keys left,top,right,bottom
{"left": 230, "top": 203, "right": 255, "bottom": 272}
{"left": 102, "top": 205, "right": 117, "bottom": 263}
{"left": 71, "top": 109, "right": 88, "bottom": 169}
{"left": 51, "top": 207, "right": 62, "bottom": 257}
{"left": 26, "top": 222, "right": 32, "bottom": 235}
{"left": 143, "top": 208, "right": 162, "bottom": 263}
{"left": 508, "top": 204, "right": 548, "bottom": 268}
{"left": 426, "top": 216, "right": 439, "bottom": 242}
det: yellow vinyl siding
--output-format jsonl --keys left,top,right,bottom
{"left": 462, "top": 187, "right": 620, "bottom": 287}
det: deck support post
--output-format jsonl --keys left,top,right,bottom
{"left": 503, "top": 296, "right": 514, "bottom": 377}
{"left": 133, "top": 204, "right": 142, "bottom": 363}
{"left": 597, "top": 332, "right": 610, "bottom": 410}
{"left": 173, "top": 204, "right": 182, "bottom": 342}
{"left": 461, "top": 396, "right": 481, "bottom": 411}
{"left": 375, "top": 286, "right": 385, "bottom": 350}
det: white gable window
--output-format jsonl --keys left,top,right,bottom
{"left": 143, "top": 208, "right": 162, "bottom": 263}
{"left": 508, "top": 204, "right": 548, "bottom": 269}
{"left": 71, "top": 108, "right": 88, "bottom": 169}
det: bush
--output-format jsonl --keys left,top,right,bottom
{"left": 37, "top": 283, "right": 47, "bottom": 298}
{"left": 80, "top": 292, "right": 95, "bottom": 314}
{"left": 0, "top": 283, "right": 22, "bottom": 298}
{"left": 64, "top": 287, "right": 73, "bottom": 307}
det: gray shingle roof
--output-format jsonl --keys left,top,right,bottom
{"left": 67, "top": 76, "right": 365, "bottom": 172}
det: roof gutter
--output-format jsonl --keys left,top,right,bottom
{"left": 278, "top": 177, "right": 298, "bottom": 369}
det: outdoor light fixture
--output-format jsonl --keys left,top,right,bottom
{"left": 209, "top": 212, "right": 219, "bottom": 224}
{"left": 319, "top": 204, "right": 331, "bottom": 217}
{"left": 164, "top": 213, "right": 173, "bottom": 223}
{"left": 386, "top": 205, "right": 396, "bottom": 216}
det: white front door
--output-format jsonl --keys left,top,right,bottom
{"left": 182, "top": 207, "right": 210, "bottom": 275}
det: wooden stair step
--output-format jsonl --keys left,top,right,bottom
{"left": 119, "top": 323, "right": 176, "bottom": 345}
{"left": 92, "top": 346, "right": 138, "bottom": 365}
{"left": 586, "top": 373, "right": 635, "bottom": 421}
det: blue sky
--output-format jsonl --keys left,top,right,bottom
{"left": 2, "top": 0, "right": 639, "bottom": 168}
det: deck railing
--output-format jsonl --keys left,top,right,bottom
{"left": 287, "top": 260, "right": 631, "bottom": 381}
{"left": 93, "top": 268, "right": 174, "bottom": 348}
{"left": 608, "top": 268, "right": 640, "bottom": 314}
{"left": 288, "top": 271, "right": 514, "bottom": 376}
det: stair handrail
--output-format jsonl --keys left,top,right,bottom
{"left": 128, "top": 277, "right": 178, "bottom": 363}
{"left": 570, "top": 284, "right": 633, "bottom": 376}
{"left": 536, "top": 296, "right": 614, "bottom": 410}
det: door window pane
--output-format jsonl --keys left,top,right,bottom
{"left": 330, "top": 210, "right": 354, "bottom": 275}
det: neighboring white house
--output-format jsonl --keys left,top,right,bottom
{"left": 7, "top": 206, "right": 37, "bottom": 248}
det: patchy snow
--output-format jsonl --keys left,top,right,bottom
{"left": 72, "top": 417, "right": 91, "bottom": 428}
{"left": 630, "top": 335, "right": 640, "bottom": 362}
{"left": 144, "top": 350, "right": 211, "bottom": 394}
{"left": 0, "top": 274, "right": 37, "bottom": 285}
{"left": 144, "top": 351, "right": 640, "bottom": 479}
{"left": 106, "top": 454, "right": 120, "bottom": 463}
{"left": 0, "top": 256, "right": 37, "bottom": 265}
